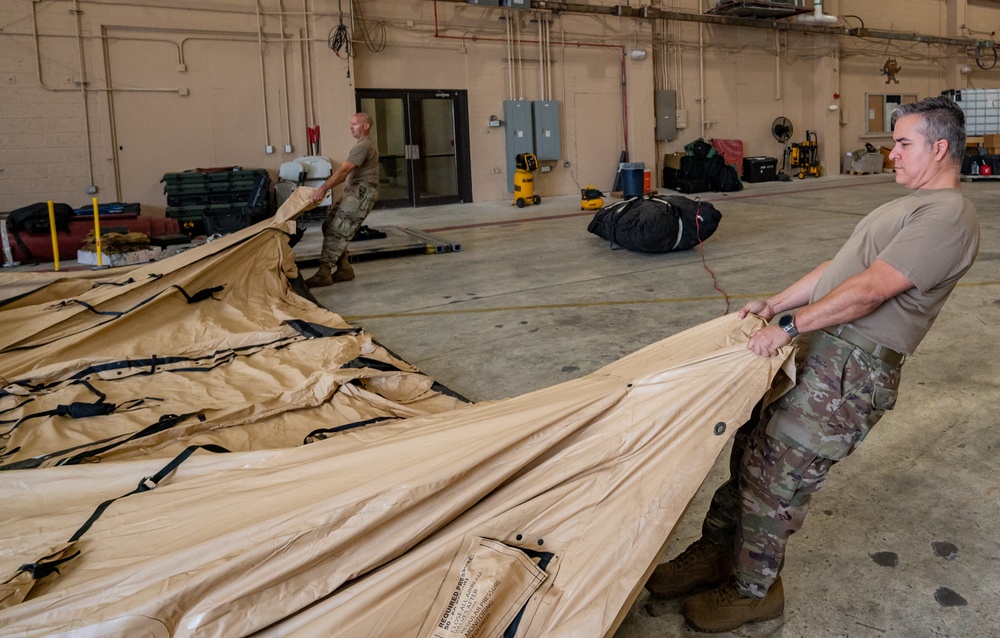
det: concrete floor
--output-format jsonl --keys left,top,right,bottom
{"left": 305, "top": 173, "right": 1000, "bottom": 638}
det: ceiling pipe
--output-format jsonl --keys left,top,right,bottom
{"left": 797, "top": 0, "right": 837, "bottom": 25}
{"left": 435, "top": 0, "right": 993, "bottom": 49}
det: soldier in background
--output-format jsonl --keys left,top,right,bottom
{"left": 306, "top": 113, "right": 379, "bottom": 287}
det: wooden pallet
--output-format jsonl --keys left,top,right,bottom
{"left": 293, "top": 224, "right": 461, "bottom": 264}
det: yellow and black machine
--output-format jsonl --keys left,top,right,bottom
{"left": 790, "top": 130, "right": 821, "bottom": 179}
{"left": 580, "top": 185, "right": 604, "bottom": 210}
{"left": 513, "top": 153, "right": 541, "bottom": 208}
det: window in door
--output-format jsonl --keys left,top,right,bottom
{"left": 866, "top": 93, "right": 918, "bottom": 134}
{"left": 358, "top": 89, "right": 472, "bottom": 209}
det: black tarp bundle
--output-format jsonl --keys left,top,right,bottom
{"left": 586, "top": 195, "right": 722, "bottom": 253}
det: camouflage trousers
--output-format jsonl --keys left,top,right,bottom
{"left": 319, "top": 184, "right": 378, "bottom": 270}
{"left": 701, "top": 329, "right": 901, "bottom": 598}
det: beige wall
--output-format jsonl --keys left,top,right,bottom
{"left": 1, "top": 0, "right": 998, "bottom": 214}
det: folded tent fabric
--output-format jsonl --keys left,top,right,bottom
{"left": 0, "top": 188, "right": 796, "bottom": 637}
{"left": 0, "top": 317, "right": 794, "bottom": 637}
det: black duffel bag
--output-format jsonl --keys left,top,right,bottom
{"left": 587, "top": 194, "right": 722, "bottom": 253}
{"left": 4, "top": 201, "right": 75, "bottom": 261}
{"left": 7, "top": 202, "right": 73, "bottom": 234}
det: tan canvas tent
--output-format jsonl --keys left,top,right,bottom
{"left": 0, "top": 189, "right": 794, "bottom": 637}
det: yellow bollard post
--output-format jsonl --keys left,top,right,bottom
{"left": 47, "top": 201, "right": 60, "bottom": 271}
{"left": 92, "top": 198, "right": 103, "bottom": 267}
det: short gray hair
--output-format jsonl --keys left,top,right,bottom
{"left": 891, "top": 96, "right": 966, "bottom": 165}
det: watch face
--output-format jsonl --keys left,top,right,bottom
{"left": 779, "top": 315, "right": 797, "bottom": 336}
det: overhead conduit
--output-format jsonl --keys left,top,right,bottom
{"left": 435, "top": 0, "right": 994, "bottom": 50}
{"left": 433, "top": 0, "right": 631, "bottom": 156}
{"left": 436, "top": 0, "right": 996, "bottom": 164}
{"left": 27, "top": 0, "right": 331, "bottom": 199}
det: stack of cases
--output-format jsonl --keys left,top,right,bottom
{"left": 943, "top": 88, "right": 1000, "bottom": 137}
{"left": 162, "top": 168, "right": 271, "bottom": 236}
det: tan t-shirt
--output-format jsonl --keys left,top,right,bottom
{"left": 810, "top": 188, "right": 979, "bottom": 354}
{"left": 345, "top": 135, "right": 379, "bottom": 191}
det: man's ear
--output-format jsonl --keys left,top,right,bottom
{"left": 934, "top": 139, "right": 950, "bottom": 161}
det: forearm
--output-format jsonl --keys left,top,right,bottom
{"left": 764, "top": 260, "right": 831, "bottom": 315}
{"left": 791, "top": 273, "right": 891, "bottom": 334}
{"left": 744, "top": 260, "right": 837, "bottom": 358}
{"left": 320, "top": 165, "right": 351, "bottom": 191}
{"left": 748, "top": 260, "right": 914, "bottom": 358}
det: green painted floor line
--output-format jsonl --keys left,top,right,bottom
{"left": 343, "top": 292, "right": 757, "bottom": 321}
{"left": 342, "top": 280, "right": 1000, "bottom": 322}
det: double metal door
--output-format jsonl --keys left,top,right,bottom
{"left": 358, "top": 89, "right": 472, "bottom": 209}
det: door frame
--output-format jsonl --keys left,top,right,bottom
{"left": 357, "top": 88, "right": 472, "bottom": 208}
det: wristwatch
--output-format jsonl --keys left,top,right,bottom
{"left": 778, "top": 314, "right": 799, "bottom": 338}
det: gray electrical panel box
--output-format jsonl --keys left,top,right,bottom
{"left": 532, "top": 100, "right": 560, "bottom": 161}
{"left": 503, "top": 0, "right": 530, "bottom": 8}
{"left": 655, "top": 90, "right": 677, "bottom": 142}
{"left": 466, "top": 0, "right": 501, "bottom": 5}
{"left": 504, "top": 100, "right": 534, "bottom": 192}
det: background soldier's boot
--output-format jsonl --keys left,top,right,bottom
{"left": 305, "top": 264, "right": 334, "bottom": 288}
{"left": 681, "top": 577, "right": 784, "bottom": 633}
{"left": 331, "top": 252, "right": 355, "bottom": 283}
{"left": 645, "top": 538, "right": 734, "bottom": 599}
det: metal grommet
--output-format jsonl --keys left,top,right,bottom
{"left": 713, "top": 422, "right": 726, "bottom": 436}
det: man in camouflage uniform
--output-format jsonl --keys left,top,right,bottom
{"left": 645, "top": 96, "right": 980, "bottom": 633}
{"left": 306, "top": 112, "right": 379, "bottom": 288}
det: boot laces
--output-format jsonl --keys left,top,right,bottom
{"left": 672, "top": 539, "right": 726, "bottom": 568}
{"left": 712, "top": 582, "right": 746, "bottom": 604}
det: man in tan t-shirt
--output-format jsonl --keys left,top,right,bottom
{"left": 645, "top": 96, "right": 980, "bottom": 633}
{"left": 306, "top": 112, "right": 380, "bottom": 288}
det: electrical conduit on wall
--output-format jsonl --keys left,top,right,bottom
{"left": 31, "top": 0, "right": 317, "bottom": 199}
{"left": 432, "top": 0, "right": 629, "bottom": 155}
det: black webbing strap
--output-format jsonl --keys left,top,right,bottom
{"left": 6, "top": 332, "right": 300, "bottom": 392}
{"left": 58, "top": 412, "right": 204, "bottom": 466}
{"left": 0, "top": 398, "right": 34, "bottom": 418}
{"left": 0, "top": 380, "right": 117, "bottom": 438}
{"left": 86, "top": 274, "right": 161, "bottom": 290}
{"left": 56, "top": 299, "right": 122, "bottom": 316}
{"left": 283, "top": 319, "right": 360, "bottom": 339}
{"left": 0, "top": 411, "right": 202, "bottom": 472}
{"left": 11, "top": 444, "right": 229, "bottom": 582}
{"left": 15, "top": 550, "right": 81, "bottom": 581}
{"left": 303, "top": 416, "right": 398, "bottom": 444}
{"left": 91, "top": 277, "right": 135, "bottom": 288}
{"left": 48, "top": 283, "right": 226, "bottom": 318}
{"left": 343, "top": 356, "right": 407, "bottom": 373}
{"left": 172, "top": 284, "right": 225, "bottom": 304}
{"left": 9, "top": 227, "right": 35, "bottom": 262}
{"left": 68, "top": 443, "right": 230, "bottom": 543}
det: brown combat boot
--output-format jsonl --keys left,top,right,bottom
{"left": 305, "top": 264, "right": 334, "bottom": 288}
{"left": 682, "top": 577, "right": 784, "bottom": 633}
{"left": 330, "top": 251, "right": 355, "bottom": 282}
{"left": 645, "top": 538, "right": 733, "bottom": 600}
